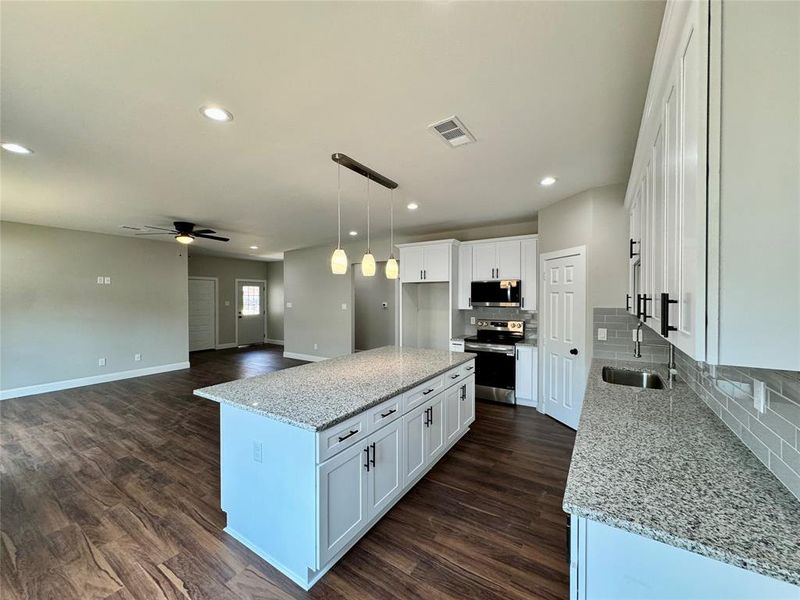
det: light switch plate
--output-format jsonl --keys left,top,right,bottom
{"left": 597, "top": 328, "right": 607, "bottom": 341}
{"left": 224, "top": 300, "right": 230, "bottom": 306}
{"left": 104, "top": 276, "right": 111, "bottom": 284}
{"left": 134, "top": 353, "right": 142, "bottom": 362}
{"left": 97, "top": 276, "right": 104, "bottom": 284}
{"left": 341, "top": 303, "right": 347, "bottom": 310}
{"left": 98, "top": 358, "right": 106, "bottom": 367}
{"left": 470, "top": 317, "right": 476, "bottom": 325}
{"left": 253, "top": 441, "right": 263, "bottom": 463}
{"left": 753, "top": 380, "right": 766, "bottom": 413}
{"left": 286, "top": 302, "right": 293, "bottom": 308}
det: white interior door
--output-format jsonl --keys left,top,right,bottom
{"left": 542, "top": 248, "right": 587, "bottom": 430}
{"left": 237, "top": 280, "right": 265, "bottom": 345}
{"left": 188, "top": 278, "right": 216, "bottom": 351}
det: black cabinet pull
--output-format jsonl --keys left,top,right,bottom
{"left": 380, "top": 408, "right": 397, "bottom": 418}
{"left": 450, "top": 373, "right": 460, "bottom": 380}
{"left": 466, "top": 365, "right": 474, "bottom": 371}
{"left": 660, "top": 292, "right": 678, "bottom": 337}
{"left": 422, "top": 388, "right": 434, "bottom": 395}
{"left": 429, "top": 406, "right": 434, "bottom": 425}
{"left": 641, "top": 295, "right": 652, "bottom": 322}
{"left": 338, "top": 429, "right": 358, "bottom": 442}
{"left": 626, "top": 294, "right": 631, "bottom": 312}
{"left": 629, "top": 238, "right": 639, "bottom": 258}
{"left": 363, "top": 447, "right": 370, "bottom": 472}
{"left": 468, "top": 296, "right": 471, "bottom": 307}
{"left": 460, "top": 385, "right": 466, "bottom": 400}
{"left": 370, "top": 442, "right": 376, "bottom": 467}
{"left": 424, "top": 408, "right": 430, "bottom": 427}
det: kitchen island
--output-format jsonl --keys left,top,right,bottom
{"left": 194, "top": 346, "right": 475, "bottom": 590}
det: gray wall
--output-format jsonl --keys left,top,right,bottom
{"left": 538, "top": 184, "right": 629, "bottom": 367}
{"left": 354, "top": 261, "right": 396, "bottom": 351}
{"left": 266, "top": 261, "right": 284, "bottom": 343}
{"left": 187, "top": 253, "right": 269, "bottom": 346}
{"left": 0, "top": 221, "right": 189, "bottom": 391}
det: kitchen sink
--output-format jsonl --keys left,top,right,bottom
{"left": 601, "top": 366, "right": 664, "bottom": 389}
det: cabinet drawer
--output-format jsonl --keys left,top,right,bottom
{"left": 317, "top": 413, "right": 369, "bottom": 463}
{"left": 460, "top": 360, "right": 476, "bottom": 379}
{"left": 403, "top": 375, "right": 445, "bottom": 412}
{"left": 443, "top": 366, "right": 465, "bottom": 387}
{"left": 366, "top": 395, "right": 402, "bottom": 431}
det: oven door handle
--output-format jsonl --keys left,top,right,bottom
{"left": 464, "top": 343, "right": 515, "bottom": 356}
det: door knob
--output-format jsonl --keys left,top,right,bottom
{"left": 569, "top": 348, "right": 578, "bottom": 355}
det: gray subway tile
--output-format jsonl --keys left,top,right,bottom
{"left": 757, "top": 408, "right": 798, "bottom": 446}
{"left": 738, "top": 428, "right": 770, "bottom": 466}
{"left": 781, "top": 441, "right": 800, "bottom": 475}
{"left": 747, "top": 416, "right": 783, "bottom": 455}
{"left": 769, "top": 390, "right": 800, "bottom": 427}
{"left": 782, "top": 376, "right": 800, "bottom": 405}
{"left": 770, "top": 455, "right": 800, "bottom": 501}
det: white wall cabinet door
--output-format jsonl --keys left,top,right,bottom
{"left": 472, "top": 243, "right": 496, "bottom": 280}
{"left": 515, "top": 345, "right": 536, "bottom": 406}
{"left": 443, "top": 384, "right": 462, "bottom": 446}
{"left": 366, "top": 419, "right": 403, "bottom": 518}
{"left": 521, "top": 238, "right": 538, "bottom": 311}
{"left": 496, "top": 241, "right": 521, "bottom": 280}
{"left": 422, "top": 244, "right": 450, "bottom": 282}
{"left": 402, "top": 403, "right": 427, "bottom": 482}
{"left": 460, "top": 376, "right": 475, "bottom": 428}
{"left": 458, "top": 244, "right": 473, "bottom": 309}
{"left": 400, "top": 246, "right": 424, "bottom": 283}
{"left": 318, "top": 442, "right": 368, "bottom": 566}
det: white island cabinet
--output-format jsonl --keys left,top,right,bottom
{"left": 194, "top": 347, "right": 475, "bottom": 591}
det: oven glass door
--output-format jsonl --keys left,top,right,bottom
{"left": 468, "top": 347, "right": 516, "bottom": 390}
{"left": 470, "top": 280, "right": 521, "bottom": 307}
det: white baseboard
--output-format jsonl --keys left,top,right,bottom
{"left": 283, "top": 351, "right": 327, "bottom": 362}
{"left": 215, "top": 342, "right": 238, "bottom": 350}
{"left": 0, "top": 361, "right": 191, "bottom": 400}
{"left": 266, "top": 339, "right": 284, "bottom": 346}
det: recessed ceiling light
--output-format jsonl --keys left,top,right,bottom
{"left": 540, "top": 176, "right": 557, "bottom": 187}
{"left": 407, "top": 202, "right": 419, "bottom": 210}
{"left": 349, "top": 231, "right": 358, "bottom": 236}
{"left": 200, "top": 106, "right": 233, "bottom": 122}
{"left": 249, "top": 245, "right": 259, "bottom": 250}
{"left": 1, "top": 142, "right": 33, "bottom": 155}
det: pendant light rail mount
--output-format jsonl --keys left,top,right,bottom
{"left": 331, "top": 153, "right": 398, "bottom": 190}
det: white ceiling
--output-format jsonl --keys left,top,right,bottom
{"left": 0, "top": 1, "right": 664, "bottom": 261}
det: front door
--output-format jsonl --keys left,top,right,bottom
{"left": 542, "top": 248, "right": 587, "bottom": 429}
{"left": 237, "top": 280, "right": 265, "bottom": 346}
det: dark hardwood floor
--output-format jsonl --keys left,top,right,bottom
{"left": 0, "top": 345, "right": 576, "bottom": 600}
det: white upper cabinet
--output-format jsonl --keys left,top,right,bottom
{"left": 457, "top": 244, "right": 472, "bottom": 310}
{"left": 471, "top": 241, "right": 521, "bottom": 280}
{"left": 399, "top": 242, "right": 451, "bottom": 283}
{"left": 626, "top": 0, "right": 708, "bottom": 361}
{"left": 520, "top": 238, "right": 538, "bottom": 311}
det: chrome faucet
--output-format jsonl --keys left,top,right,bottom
{"left": 633, "top": 321, "right": 642, "bottom": 358}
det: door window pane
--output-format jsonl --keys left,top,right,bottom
{"left": 241, "top": 285, "right": 261, "bottom": 316}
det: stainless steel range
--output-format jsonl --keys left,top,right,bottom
{"left": 464, "top": 319, "right": 524, "bottom": 404}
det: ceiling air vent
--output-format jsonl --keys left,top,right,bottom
{"left": 428, "top": 115, "right": 476, "bottom": 148}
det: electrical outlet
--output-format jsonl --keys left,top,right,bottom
{"left": 470, "top": 317, "right": 476, "bottom": 325}
{"left": 98, "top": 358, "right": 106, "bottom": 367}
{"left": 134, "top": 353, "right": 142, "bottom": 362}
{"left": 753, "top": 380, "right": 766, "bottom": 413}
{"left": 341, "top": 303, "right": 347, "bottom": 310}
{"left": 224, "top": 300, "right": 230, "bottom": 306}
{"left": 253, "top": 441, "right": 263, "bottom": 463}
{"left": 97, "top": 276, "right": 104, "bottom": 284}
{"left": 104, "top": 276, "right": 111, "bottom": 284}
{"left": 314, "top": 343, "right": 318, "bottom": 350}
{"left": 597, "top": 328, "right": 607, "bottom": 341}
{"left": 286, "top": 302, "right": 293, "bottom": 308}
{"left": 381, "top": 302, "right": 388, "bottom": 309}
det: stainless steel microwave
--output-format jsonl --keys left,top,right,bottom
{"left": 470, "top": 280, "right": 521, "bottom": 307}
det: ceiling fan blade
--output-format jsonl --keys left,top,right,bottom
{"left": 144, "top": 225, "right": 177, "bottom": 232}
{"left": 193, "top": 228, "right": 216, "bottom": 235}
{"left": 135, "top": 232, "right": 172, "bottom": 236}
{"left": 195, "top": 234, "right": 230, "bottom": 242}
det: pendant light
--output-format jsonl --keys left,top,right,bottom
{"left": 330, "top": 161, "right": 348, "bottom": 274}
{"left": 385, "top": 189, "right": 398, "bottom": 279}
{"left": 361, "top": 175, "right": 376, "bottom": 276}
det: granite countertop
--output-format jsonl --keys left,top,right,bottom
{"left": 564, "top": 359, "right": 800, "bottom": 586}
{"left": 194, "top": 346, "right": 475, "bottom": 432}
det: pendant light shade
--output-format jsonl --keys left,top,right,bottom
{"left": 361, "top": 175, "right": 375, "bottom": 277}
{"left": 331, "top": 248, "right": 348, "bottom": 274}
{"left": 385, "top": 257, "right": 399, "bottom": 279}
{"left": 385, "top": 188, "right": 398, "bottom": 279}
{"left": 330, "top": 161, "right": 348, "bottom": 274}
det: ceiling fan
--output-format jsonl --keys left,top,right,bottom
{"left": 135, "top": 221, "right": 230, "bottom": 245}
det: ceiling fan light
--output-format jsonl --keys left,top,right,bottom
{"left": 385, "top": 257, "right": 399, "bottom": 280}
{"left": 361, "top": 252, "right": 376, "bottom": 277}
{"left": 175, "top": 233, "right": 194, "bottom": 244}
{"left": 331, "top": 248, "right": 348, "bottom": 274}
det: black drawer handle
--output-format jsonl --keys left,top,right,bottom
{"left": 660, "top": 293, "right": 678, "bottom": 337}
{"left": 380, "top": 408, "right": 397, "bottom": 418}
{"left": 338, "top": 429, "right": 358, "bottom": 442}
{"left": 422, "top": 388, "right": 435, "bottom": 395}
{"left": 450, "top": 373, "right": 460, "bottom": 379}
{"left": 465, "top": 366, "right": 474, "bottom": 371}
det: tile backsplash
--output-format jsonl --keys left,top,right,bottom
{"left": 460, "top": 308, "right": 537, "bottom": 341}
{"left": 593, "top": 307, "right": 669, "bottom": 363}
{"left": 674, "top": 348, "right": 800, "bottom": 500}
